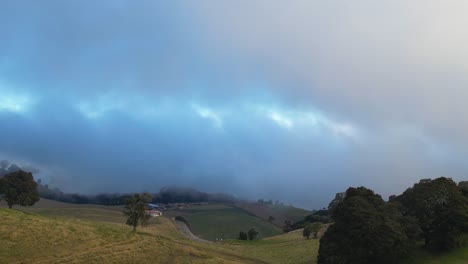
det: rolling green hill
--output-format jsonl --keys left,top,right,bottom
{"left": 0, "top": 200, "right": 316, "bottom": 264}
{"left": 2, "top": 199, "right": 468, "bottom": 264}
{"left": 233, "top": 202, "right": 313, "bottom": 228}
{"left": 171, "top": 204, "right": 283, "bottom": 240}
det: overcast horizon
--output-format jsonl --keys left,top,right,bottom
{"left": 1, "top": 1, "right": 468, "bottom": 209}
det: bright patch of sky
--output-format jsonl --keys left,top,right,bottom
{"left": 268, "top": 111, "right": 294, "bottom": 129}
{"left": 74, "top": 93, "right": 357, "bottom": 139}
{"left": 75, "top": 94, "right": 174, "bottom": 120}
{"left": 76, "top": 98, "right": 123, "bottom": 120}
{"left": 0, "top": 86, "right": 35, "bottom": 114}
{"left": 254, "top": 105, "right": 357, "bottom": 138}
{"left": 192, "top": 104, "right": 224, "bottom": 129}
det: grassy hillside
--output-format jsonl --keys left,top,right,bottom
{"left": 0, "top": 200, "right": 316, "bottom": 263}
{"left": 174, "top": 204, "right": 283, "bottom": 240}
{"left": 234, "top": 202, "right": 312, "bottom": 228}
{"left": 3, "top": 200, "right": 468, "bottom": 264}
{"left": 282, "top": 207, "right": 314, "bottom": 222}
{"left": 0, "top": 207, "right": 265, "bottom": 263}
{"left": 16, "top": 198, "right": 125, "bottom": 223}
{"left": 227, "top": 230, "right": 319, "bottom": 264}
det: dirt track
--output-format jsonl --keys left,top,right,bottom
{"left": 174, "top": 219, "right": 212, "bottom": 243}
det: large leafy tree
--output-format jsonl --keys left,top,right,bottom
{"left": 0, "top": 170, "right": 39, "bottom": 209}
{"left": 397, "top": 177, "right": 468, "bottom": 250}
{"left": 123, "top": 193, "right": 152, "bottom": 232}
{"left": 317, "top": 187, "right": 419, "bottom": 264}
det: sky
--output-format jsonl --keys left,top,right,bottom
{"left": 1, "top": 1, "right": 468, "bottom": 209}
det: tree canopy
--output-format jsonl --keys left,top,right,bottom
{"left": 327, "top": 192, "right": 346, "bottom": 215}
{"left": 0, "top": 170, "right": 39, "bottom": 209}
{"left": 396, "top": 177, "right": 468, "bottom": 250}
{"left": 317, "top": 187, "right": 420, "bottom": 264}
{"left": 123, "top": 193, "right": 152, "bottom": 232}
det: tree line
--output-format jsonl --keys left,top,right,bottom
{"left": 36, "top": 183, "right": 236, "bottom": 205}
{"left": 1, "top": 160, "right": 237, "bottom": 206}
{"left": 317, "top": 177, "right": 468, "bottom": 264}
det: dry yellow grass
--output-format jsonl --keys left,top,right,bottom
{"left": 0, "top": 208, "right": 318, "bottom": 263}
{"left": 0, "top": 200, "right": 318, "bottom": 263}
{"left": 0, "top": 208, "right": 268, "bottom": 264}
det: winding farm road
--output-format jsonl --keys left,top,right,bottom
{"left": 174, "top": 219, "right": 212, "bottom": 243}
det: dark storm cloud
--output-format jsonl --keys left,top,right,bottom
{"left": 1, "top": 1, "right": 468, "bottom": 209}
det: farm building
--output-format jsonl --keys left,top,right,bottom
{"left": 145, "top": 210, "right": 163, "bottom": 217}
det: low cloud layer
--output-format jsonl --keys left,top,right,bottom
{"left": 1, "top": 1, "right": 468, "bottom": 208}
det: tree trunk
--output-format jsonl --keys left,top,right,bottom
{"left": 8, "top": 203, "right": 12, "bottom": 209}
{"left": 133, "top": 225, "right": 136, "bottom": 233}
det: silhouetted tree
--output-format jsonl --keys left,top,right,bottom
{"left": 397, "top": 177, "right": 468, "bottom": 251}
{"left": 248, "top": 228, "right": 258, "bottom": 240}
{"left": 303, "top": 224, "right": 312, "bottom": 239}
{"left": 318, "top": 187, "right": 420, "bottom": 264}
{"left": 0, "top": 170, "right": 39, "bottom": 209}
{"left": 239, "top": 231, "right": 248, "bottom": 240}
{"left": 123, "top": 193, "right": 152, "bottom": 232}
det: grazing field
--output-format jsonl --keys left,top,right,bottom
{"left": 0, "top": 201, "right": 317, "bottom": 264}
{"left": 282, "top": 206, "right": 314, "bottom": 222}
{"left": 0, "top": 208, "right": 263, "bottom": 264}
{"left": 11, "top": 198, "right": 126, "bottom": 223}
{"left": 173, "top": 204, "right": 283, "bottom": 240}
{"left": 234, "top": 202, "right": 312, "bottom": 227}
{"left": 3, "top": 199, "right": 468, "bottom": 264}
{"left": 227, "top": 229, "right": 319, "bottom": 264}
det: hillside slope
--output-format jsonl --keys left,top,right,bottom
{"left": 0, "top": 204, "right": 317, "bottom": 264}
{"left": 3, "top": 200, "right": 464, "bottom": 264}
{"left": 234, "top": 202, "right": 312, "bottom": 227}
{"left": 0, "top": 208, "right": 263, "bottom": 264}
{"left": 171, "top": 204, "right": 283, "bottom": 240}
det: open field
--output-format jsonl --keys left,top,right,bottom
{"left": 227, "top": 229, "right": 319, "bottom": 264}
{"left": 2, "top": 199, "right": 468, "bottom": 264}
{"left": 234, "top": 202, "right": 312, "bottom": 227}
{"left": 171, "top": 204, "right": 283, "bottom": 240}
{"left": 0, "top": 199, "right": 316, "bottom": 263}
{"left": 0, "top": 207, "right": 263, "bottom": 264}
{"left": 2, "top": 198, "right": 126, "bottom": 224}
{"left": 281, "top": 206, "right": 314, "bottom": 222}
